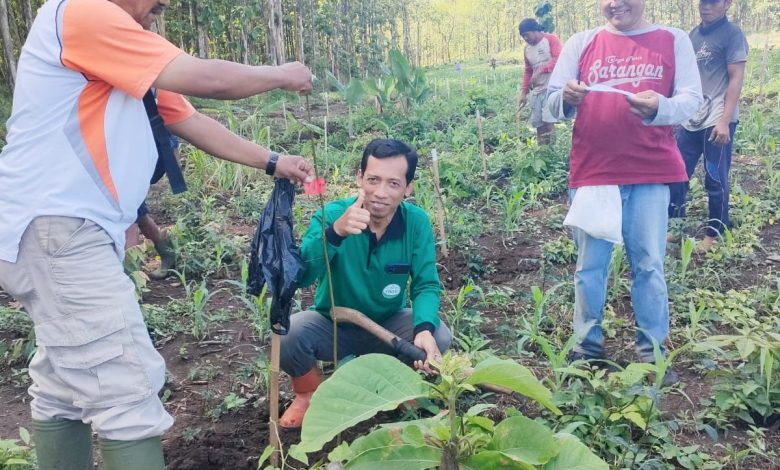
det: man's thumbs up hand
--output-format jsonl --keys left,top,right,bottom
{"left": 333, "top": 190, "right": 370, "bottom": 237}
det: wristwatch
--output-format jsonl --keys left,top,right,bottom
{"left": 265, "top": 151, "right": 279, "bottom": 176}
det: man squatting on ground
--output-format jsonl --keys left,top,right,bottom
{"left": 517, "top": 18, "right": 562, "bottom": 145}
{"left": 0, "top": 0, "right": 315, "bottom": 468}
{"left": 278, "top": 139, "right": 453, "bottom": 428}
{"left": 546, "top": 0, "right": 703, "bottom": 382}
{"left": 668, "top": 0, "right": 748, "bottom": 252}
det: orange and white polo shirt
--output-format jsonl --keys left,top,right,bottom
{"left": 0, "top": 0, "right": 195, "bottom": 262}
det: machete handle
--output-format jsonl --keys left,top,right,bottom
{"left": 391, "top": 337, "right": 428, "bottom": 363}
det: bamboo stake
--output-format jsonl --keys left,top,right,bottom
{"left": 306, "top": 95, "right": 340, "bottom": 445}
{"left": 476, "top": 109, "right": 487, "bottom": 180}
{"left": 269, "top": 332, "right": 281, "bottom": 467}
{"left": 446, "top": 78, "right": 450, "bottom": 99}
{"left": 324, "top": 116, "right": 328, "bottom": 150}
{"left": 325, "top": 89, "right": 329, "bottom": 118}
{"left": 430, "top": 149, "right": 448, "bottom": 258}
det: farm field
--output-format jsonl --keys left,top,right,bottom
{"left": 2, "top": 32, "right": 780, "bottom": 470}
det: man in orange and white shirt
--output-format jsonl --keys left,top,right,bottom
{"left": 517, "top": 18, "right": 562, "bottom": 144}
{"left": 0, "top": 0, "right": 313, "bottom": 468}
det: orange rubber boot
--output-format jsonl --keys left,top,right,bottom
{"left": 279, "top": 368, "right": 321, "bottom": 429}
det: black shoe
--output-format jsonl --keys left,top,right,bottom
{"left": 566, "top": 351, "right": 603, "bottom": 362}
{"left": 658, "top": 368, "right": 680, "bottom": 387}
{"left": 647, "top": 365, "right": 680, "bottom": 386}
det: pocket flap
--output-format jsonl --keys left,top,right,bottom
{"left": 35, "top": 308, "right": 125, "bottom": 347}
{"left": 55, "top": 341, "right": 124, "bottom": 369}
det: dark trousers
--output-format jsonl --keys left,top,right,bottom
{"left": 668, "top": 122, "right": 737, "bottom": 238}
{"left": 280, "top": 309, "right": 452, "bottom": 377}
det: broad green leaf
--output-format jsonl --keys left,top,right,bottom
{"left": 326, "top": 70, "right": 346, "bottom": 93}
{"left": 257, "top": 445, "right": 275, "bottom": 468}
{"left": 345, "top": 79, "right": 365, "bottom": 106}
{"left": 488, "top": 416, "right": 558, "bottom": 464}
{"left": 287, "top": 444, "right": 309, "bottom": 465}
{"left": 735, "top": 337, "right": 756, "bottom": 359}
{"left": 18, "top": 427, "right": 30, "bottom": 446}
{"left": 543, "top": 433, "right": 609, "bottom": 470}
{"left": 328, "top": 441, "right": 353, "bottom": 463}
{"left": 465, "top": 357, "right": 561, "bottom": 414}
{"left": 345, "top": 427, "right": 441, "bottom": 470}
{"left": 382, "top": 414, "right": 446, "bottom": 434}
{"left": 465, "top": 415, "right": 494, "bottom": 432}
{"left": 461, "top": 451, "right": 536, "bottom": 470}
{"left": 402, "top": 425, "right": 426, "bottom": 446}
{"left": 616, "top": 363, "right": 654, "bottom": 386}
{"left": 466, "top": 403, "right": 496, "bottom": 416}
{"left": 298, "top": 354, "right": 430, "bottom": 453}
{"left": 4, "top": 458, "right": 31, "bottom": 465}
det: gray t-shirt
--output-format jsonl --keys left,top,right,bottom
{"left": 684, "top": 17, "right": 748, "bottom": 131}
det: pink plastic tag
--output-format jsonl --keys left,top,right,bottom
{"left": 303, "top": 178, "right": 326, "bottom": 195}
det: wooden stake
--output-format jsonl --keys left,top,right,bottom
{"left": 269, "top": 331, "right": 281, "bottom": 467}
{"left": 431, "top": 149, "right": 448, "bottom": 258}
{"left": 446, "top": 78, "right": 450, "bottom": 99}
{"left": 282, "top": 99, "right": 289, "bottom": 133}
{"left": 476, "top": 109, "right": 487, "bottom": 180}
{"left": 324, "top": 115, "right": 328, "bottom": 150}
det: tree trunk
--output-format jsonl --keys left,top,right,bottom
{"left": 402, "top": 2, "right": 412, "bottom": 66}
{"left": 267, "top": 0, "right": 285, "bottom": 65}
{"left": 0, "top": 0, "right": 16, "bottom": 91}
{"left": 20, "top": 0, "right": 33, "bottom": 34}
{"left": 190, "top": 1, "right": 208, "bottom": 58}
{"left": 153, "top": 10, "right": 166, "bottom": 37}
{"left": 308, "top": 0, "right": 317, "bottom": 73}
{"left": 240, "top": 25, "right": 249, "bottom": 64}
{"left": 295, "top": 0, "right": 305, "bottom": 63}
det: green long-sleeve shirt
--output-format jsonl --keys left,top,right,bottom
{"left": 299, "top": 197, "right": 441, "bottom": 332}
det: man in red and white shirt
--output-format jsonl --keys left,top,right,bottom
{"left": 517, "top": 18, "right": 561, "bottom": 144}
{"left": 546, "top": 0, "right": 702, "bottom": 383}
{"left": 0, "top": 0, "right": 314, "bottom": 467}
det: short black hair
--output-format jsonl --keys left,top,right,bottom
{"left": 519, "top": 18, "right": 543, "bottom": 34}
{"left": 361, "top": 139, "right": 418, "bottom": 184}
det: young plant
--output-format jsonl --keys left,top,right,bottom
{"left": 0, "top": 427, "right": 35, "bottom": 469}
{"left": 289, "top": 353, "right": 609, "bottom": 469}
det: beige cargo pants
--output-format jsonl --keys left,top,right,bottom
{"left": 0, "top": 216, "right": 172, "bottom": 440}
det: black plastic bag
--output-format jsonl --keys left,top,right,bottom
{"left": 247, "top": 179, "right": 304, "bottom": 335}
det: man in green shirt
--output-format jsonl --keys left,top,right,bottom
{"left": 279, "top": 139, "right": 452, "bottom": 428}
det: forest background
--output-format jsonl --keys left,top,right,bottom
{"left": 0, "top": 0, "right": 779, "bottom": 97}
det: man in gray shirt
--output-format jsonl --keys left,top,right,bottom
{"left": 668, "top": 0, "right": 748, "bottom": 251}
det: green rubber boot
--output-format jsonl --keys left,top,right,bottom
{"left": 149, "top": 234, "right": 176, "bottom": 280}
{"left": 99, "top": 436, "right": 165, "bottom": 470}
{"left": 32, "top": 419, "right": 93, "bottom": 470}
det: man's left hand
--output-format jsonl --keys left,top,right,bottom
{"left": 626, "top": 90, "right": 659, "bottom": 120}
{"left": 709, "top": 121, "right": 731, "bottom": 145}
{"left": 413, "top": 330, "right": 441, "bottom": 374}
